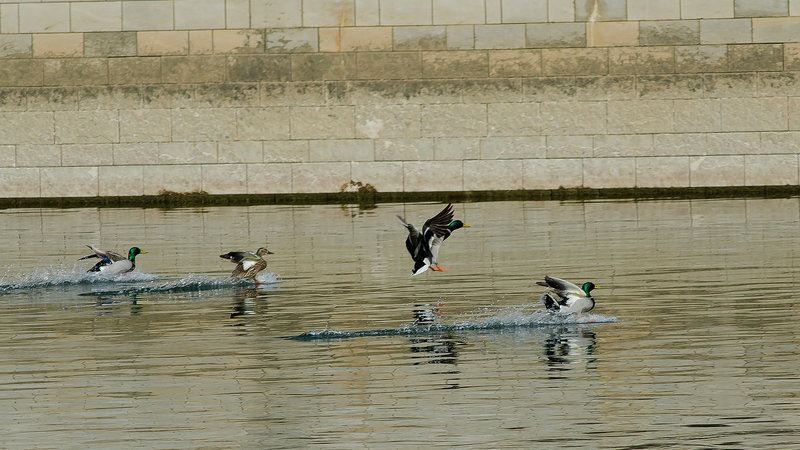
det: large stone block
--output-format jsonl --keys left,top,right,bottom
{"left": 447, "top": 25, "right": 474, "bottom": 49}
{"left": 356, "top": 52, "right": 422, "bottom": 79}
{"left": 0, "top": 88, "right": 25, "bottom": 112}
{"left": 226, "top": 0, "right": 250, "bottom": 28}
{"left": 171, "top": 108, "right": 235, "bottom": 141}
{"left": 608, "top": 47, "right": 675, "bottom": 74}
{"left": 144, "top": 165, "right": 202, "bottom": 195}
{"left": 19, "top": 3, "right": 69, "bottom": 33}
{"left": 266, "top": 29, "right": 316, "bottom": 53}
{"left": 0, "top": 112, "right": 52, "bottom": 144}
{"left": 99, "top": 166, "right": 144, "bottom": 196}
{"left": 251, "top": 0, "right": 302, "bottom": 27}
{"left": 380, "top": 0, "right": 432, "bottom": 25}
{"left": 700, "top": 19, "right": 752, "bottom": 44}
{"left": 55, "top": 110, "right": 119, "bottom": 144}
{"left": 201, "top": 164, "right": 248, "bottom": 194}
{"left": 640, "top": 20, "right": 700, "bottom": 45}
{"left": 291, "top": 162, "right": 351, "bottom": 193}
{"left": 218, "top": 141, "right": 263, "bottom": 163}
{"left": 394, "top": 26, "right": 447, "bottom": 50}
{"left": 464, "top": 159, "right": 523, "bottom": 190}
{"left": 489, "top": 50, "right": 542, "bottom": 77}
{"left": 681, "top": 0, "right": 734, "bottom": 18}
{"left": 351, "top": 161, "right": 403, "bottom": 191}
{"left": 32, "top": 34, "right": 81, "bottom": 58}
{"left": 236, "top": 107, "right": 291, "bottom": 140}
{"left": 303, "top": 0, "right": 355, "bottom": 26}
{"left": 705, "top": 132, "right": 760, "bottom": 155}
{"left": 16, "top": 145, "right": 60, "bottom": 167}
{"left": 523, "top": 158, "right": 582, "bottom": 189}
{"left": 1, "top": 4, "right": 19, "bottom": 34}
{"left": 753, "top": 17, "right": 800, "bottom": 42}
{"left": 690, "top": 155, "right": 744, "bottom": 186}
{"left": 593, "top": 134, "right": 654, "bottom": 156}
{"left": 542, "top": 48, "right": 608, "bottom": 76}
{"left": 587, "top": 21, "right": 639, "bottom": 46}
{"left": 26, "top": 87, "right": 80, "bottom": 112}
{"left": 291, "top": 54, "right": 357, "bottom": 80}
{"left": 141, "top": 85, "right": 197, "bottom": 108}
{"left": 704, "top": 73, "right": 757, "bottom": 98}
{"left": 355, "top": 0, "right": 380, "bottom": 25}
{"left": 546, "top": 135, "right": 593, "bottom": 158}
{"left": 109, "top": 57, "right": 161, "bottom": 84}
{"left": 607, "top": 99, "right": 674, "bottom": 134}
{"left": 422, "top": 51, "right": 489, "bottom": 78}
{"left": 356, "top": 104, "right": 421, "bottom": 138}
{"left": 263, "top": 141, "right": 309, "bottom": 162}
{"left": 194, "top": 84, "right": 259, "bottom": 108}
{"left": 403, "top": 161, "right": 463, "bottom": 191}
{"left": 540, "top": 101, "right": 606, "bottom": 135}
{"left": 162, "top": 56, "right": 227, "bottom": 83}
{"left": 637, "top": 74, "right": 704, "bottom": 99}
{"left": 174, "top": 0, "right": 225, "bottom": 29}
{"left": 761, "top": 131, "right": 800, "bottom": 153}
{"left": 0, "top": 168, "right": 40, "bottom": 197}
{"left": 727, "top": 43, "right": 783, "bottom": 71}
{"left": 583, "top": 157, "right": 636, "bottom": 188}
{"left": 421, "top": 104, "right": 487, "bottom": 137}
{"left": 652, "top": 133, "right": 705, "bottom": 156}
{"left": 261, "top": 82, "right": 326, "bottom": 106}
{"left": 113, "top": 143, "right": 159, "bottom": 165}
{"left": 575, "top": 0, "right": 627, "bottom": 21}
{"left": 228, "top": 55, "right": 292, "bottom": 82}
{"left": 0, "top": 146, "right": 13, "bottom": 167}
{"left": 84, "top": 32, "right": 136, "bottom": 57}
{"left": 526, "top": 23, "right": 585, "bottom": 48}
{"left": 374, "top": 138, "right": 433, "bottom": 160}
{"left": 524, "top": 75, "right": 635, "bottom": 101}
{"left": 158, "top": 142, "right": 217, "bottom": 164}
{"left": 675, "top": 45, "right": 728, "bottom": 72}
{"left": 44, "top": 59, "right": 108, "bottom": 86}
{"left": 481, "top": 136, "right": 546, "bottom": 159}
{"left": 40, "top": 167, "right": 99, "bottom": 197}
{"left": 71, "top": 1, "right": 121, "bottom": 32}
{"left": 734, "top": 0, "right": 789, "bottom": 17}
{"left": 309, "top": 139, "right": 373, "bottom": 161}
{"left": 475, "top": 24, "right": 525, "bottom": 49}
{"left": 434, "top": 138, "right": 481, "bottom": 160}
{"left": 62, "top": 144, "right": 113, "bottom": 167}
{"left": 0, "top": 35, "right": 31, "bottom": 58}
{"left": 627, "top": 0, "right": 680, "bottom": 20}
{"left": 784, "top": 43, "right": 800, "bottom": 69}
{"left": 720, "top": 97, "right": 787, "bottom": 131}
{"left": 502, "top": 0, "right": 547, "bottom": 22}
{"left": 674, "top": 98, "right": 722, "bottom": 132}
{"left": 246, "top": 163, "right": 293, "bottom": 194}
{"left": 0, "top": 60, "right": 42, "bottom": 87}
{"left": 216, "top": 29, "right": 266, "bottom": 53}
{"left": 290, "top": 106, "right": 355, "bottom": 139}
{"left": 138, "top": 31, "right": 188, "bottom": 56}
{"left": 120, "top": 109, "right": 171, "bottom": 143}
{"left": 487, "top": 103, "right": 540, "bottom": 136}
{"left": 123, "top": 1, "right": 173, "bottom": 30}
{"left": 635, "top": 156, "right": 689, "bottom": 187}
{"left": 790, "top": 97, "right": 800, "bottom": 129}
{"left": 745, "top": 154, "right": 799, "bottom": 185}
{"left": 433, "top": 0, "right": 484, "bottom": 24}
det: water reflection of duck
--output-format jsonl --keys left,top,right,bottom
{"left": 397, "top": 203, "right": 469, "bottom": 277}
{"left": 537, "top": 276, "right": 598, "bottom": 314}
{"left": 220, "top": 247, "right": 274, "bottom": 281}
{"left": 79, "top": 245, "right": 147, "bottom": 274}
{"left": 543, "top": 326, "right": 596, "bottom": 369}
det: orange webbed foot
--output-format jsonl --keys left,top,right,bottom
{"left": 435, "top": 265, "right": 448, "bottom": 271}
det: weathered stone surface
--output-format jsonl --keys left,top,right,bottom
{"left": 309, "top": 139, "right": 373, "bottom": 161}
{"left": 40, "top": 167, "right": 99, "bottom": 197}
{"left": 422, "top": 51, "right": 489, "bottom": 78}
{"left": 291, "top": 162, "right": 351, "bottom": 193}
{"left": 218, "top": 141, "right": 262, "bottom": 163}
{"left": 523, "top": 158, "right": 582, "bottom": 189}
{"left": 594, "top": 134, "right": 654, "bottom": 156}
{"left": 162, "top": 56, "right": 227, "bottom": 83}
{"left": 706, "top": 132, "right": 760, "bottom": 155}
{"left": 266, "top": 29, "right": 317, "bottom": 53}
{"left": 640, "top": 20, "right": 700, "bottom": 45}
{"left": 628, "top": 0, "right": 680, "bottom": 20}
{"left": 675, "top": 45, "right": 728, "bottom": 72}
{"left": 109, "top": 57, "right": 161, "bottom": 85}
{"left": 19, "top": 3, "right": 69, "bottom": 33}
{"left": 138, "top": 31, "right": 188, "bottom": 56}
{"left": 403, "top": 161, "right": 463, "bottom": 191}
{"left": 228, "top": 55, "right": 292, "bottom": 82}
{"left": 488, "top": 50, "right": 541, "bottom": 77}
{"left": 734, "top": 0, "right": 789, "bottom": 17}
{"left": 609, "top": 47, "right": 675, "bottom": 74}
{"left": 421, "top": 104, "right": 487, "bottom": 137}
{"left": 434, "top": 138, "right": 481, "bottom": 160}
{"left": 587, "top": 21, "right": 639, "bottom": 47}
{"left": 85, "top": 32, "right": 136, "bottom": 57}
{"left": 144, "top": 165, "right": 203, "bottom": 195}
{"left": 262, "top": 82, "right": 326, "bottom": 106}
{"left": 55, "top": 110, "right": 119, "bottom": 144}
{"left": 123, "top": 1, "right": 173, "bottom": 30}
{"left": 637, "top": 74, "right": 704, "bottom": 99}
{"left": 141, "top": 85, "right": 196, "bottom": 108}
{"left": 356, "top": 104, "right": 421, "bottom": 138}
{"left": 464, "top": 159, "right": 523, "bottom": 190}
{"left": 0, "top": 112, "right": 52, "bottom": 145}
{"left": 215, "top": 29, "right": 265, "bottom": 54}
{"left": 62, "top": 144, "right": 113, "bottom": 166}
{"left": 540, "top": 101, "right": 606, "bottom": 135}
{"left": 341, "top": 27, "right": 392, "bottom": 51}
{"left": 546, "top": 135, "right": 593, "bottom": 158}
{"left": 636, "top": 156, "right": 690, "bottom": 187}
{"left": 171, "top": 108, "right": 235, "bottom": 141}
{"left": 475, "top": 24, "right": 525, "bottom": 49}
{"left": 727, "top": 44, "right": 783, "bottom": 71}
{"left": 263, "top": 141, "right": 309, "bottom": 162}
{"left": 33, "top": 33, "right": 82, "bottom": 58}
{"left": 447, "top": 25, "right": 474, "bottom": 49}
{"left": 71, "top": 1, "right": 121, "bottom": 32}
{"left": 357, "top": 52, "right": 422, "bottom": 79}
{"left": 700, "top": 19, "right": 752, "bottom": 44}
{"left": 193, "top": 84, "right": 259, "bottom": 108}
{"left": 375, "top": 138, "right": 433, "bottom": 160}
{"left": 542, "top": 48, "right": 608, "bottom": 76}
{"left": 682, "top": 0, "right": 734, "bottom": 19}
{"left": 481, "top": 137, "right": 546, "bottom": 159}
{"left": 704, "top": 73, "right": 757, "bottom": 98}
{"left": 0, "top": 35, "right": 31, "bottom": 58}
{"left": 190, "top": 30, "right": 214, "bottom": 54}
{"left": 0, "top": 60, "right": 42, "bottom": 87}
{"left": 26, "top": 87, "right": 80, "bottom": 111}
{"left": 251, "top": 0, "right": 302, "bottom": 27}
{"left": 246, "top": 163, "right": 293, "bottom": 194}
{"left": 761, "top": 131, "right": 800, "bottom": 153}
{"left": 0, "top": 168, "right": 40, "bottom": 197}
{"left": 720, "top": 97, "right": 787, "bottom": 131}
{"left": 674, "top": 98, "right": 721, "bottom": 132}
{"left": 158, "top": 142, "right": 217, "bottom": 164}
{"left": 16, "top": 145, "right": 60, "bottom": 167}
{"left": 0, "top": 146, "right": 13, "bottom": 167}
{"left": 291, "top": 106, "right": 355, "bottom": 139}
{"left": 120, "top": 109, "right": 171, "bottom": 143}
{"left": 0, "top": 4, "right": 19, "bottom": 34}
{"left": 607, "top": 99, "right": 674, "bottom": 133}
{"left": 394, "top": 26, "right": 447, "bottom": 50}
{"left": 113, "top": 143, "right": 159, "bottom": 165}
{"left": 236, "top": 107, "right": 291, "bottom": 140}
{"left": 201, "top": 164, "right": 248, "bottom": 194}
{"left": 575, "top": 0, "right": 627, "bottom": 21}
{"left": 351, "top": 161, "right": 403, "bottom": 191}
{"left": 524, "top": 75, "right": 635, "bottom": 101}
{"left": 291, "top": 54, "right": 357, "bottom": 80}
{"left": 526, "top": 23, "right": 585, "bottom": 48}
{"left": 380, "top": 0, "right": 431, "bottom": 25}
{"left": 487, "top": 103, "right": 540, "bottom": 136}
{"left": 99, "top": 166, "right": 144, "bottom": 196}
{"left": 433, "top": 0, "right": 484, "bottom": 24}
{"left": 753, "top": 17, "right": 800, "bottom": 42}
{"left": 174, "top": 0, "right": 225, "bottom": 29}
{"left": 44, "top": 59, "right": 108, "bottom": 86}
{"left": 745, "top": 154, "right": 798, "bottom": 185}
{"left": 690, "top": 155, "right": 744, "bottom": 186}
{"left": 583, "top": 157, "right": 636, "bottom": 188}
{"left": 652, "top": 133, "right": 705, "bottom": 156}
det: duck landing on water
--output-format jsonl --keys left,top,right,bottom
{"left": 220, "top": 247, "right": 274, "bottom": 281}
{"left": 537, "top": 275, "right": 598, "bottom": 314}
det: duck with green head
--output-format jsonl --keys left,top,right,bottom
{"left": 537, "top": 275, "right": 599, "bottom": 314}
{"left": 79, "top": 245, "right": 147, "bottom": 274}
{"left": 397, "top": 203, "right": 470, "bottom": 276}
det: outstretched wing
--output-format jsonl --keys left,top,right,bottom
{"left": 220, "top": 251, "right": 258, "bottom": 264}
{"left": 538, "top": 276, "right": 584, "bottom": 297}
{"left": 422, "top": 203, "right": 454, "bottom": 238}
{"left": 80, "top": 245, "right": 126, "bottom": 262}
{"left": 231, "top": 258, "right": 267, "bottom": 280}
{"left": 397, "top": 215, "right": 424, "bottom": 259}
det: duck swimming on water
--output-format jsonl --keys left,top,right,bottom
{"left": 397, "top": 203, "right": 469, "bottom": 277}
{"left": 220, "top": 247, "right": 273, "bottom": 281}
{"left": 79, "top": 245, "right": 147, "bottom": 274}
{"left": 537, "top": 276, "right": 598, "bottom": 314}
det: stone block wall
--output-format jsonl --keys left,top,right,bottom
{"left": 2, "top": 0, "right": 800, "bottom": 198}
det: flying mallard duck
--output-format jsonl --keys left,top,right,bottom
{"left": 220, "top": 247, "right": 273, "bottom": 281}
{"left": 79, "top": 245, "right": 147, "bottom": 274}
{"left": 397, "top": 203, "right": 469, "bottom": 277}
{"left": 537, "top": 276, "right": 598, "bottom": 314}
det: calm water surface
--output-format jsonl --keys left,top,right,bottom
{"left": 1, "top": 199, "right": 799, "bottom": 448}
